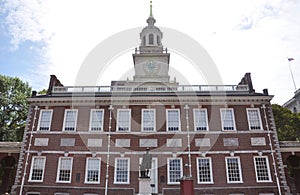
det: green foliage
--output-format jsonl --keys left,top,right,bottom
{"left": 0, "top": 75, "right": 31, "bottom": 141}
{"left": 272, "top": 104, "right": 300, "bottom": 141}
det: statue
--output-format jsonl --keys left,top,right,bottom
{"left": 140, "top": 148, "right": 152, "bottom": 178}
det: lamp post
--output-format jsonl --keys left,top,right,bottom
{"left": 288, "top": 58, "right": 297, "bottom": 91}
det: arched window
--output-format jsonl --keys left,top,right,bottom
{"left": 143, "top": 36, "right": 146, "bottom": 46}
{"left": 157, "top": 35, "right": 160, "bottom": 45}
{"left": 149, "top": 34, "right": 154, "bottom": 45}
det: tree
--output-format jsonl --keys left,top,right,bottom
{"left": 0, "top": 75, "right": 31, "bottom": 141}
{"left": 272, "top": 104, "right": 300, "bottom": 141}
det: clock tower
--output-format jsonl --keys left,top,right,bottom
{"left": 132, "top": 1, "right": 175, "bottom": 85}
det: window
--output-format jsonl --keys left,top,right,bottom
{"left": 167, "top": 158, "right": 182, "bottom": 184}
{"left": 29, "top": 156, "right": 46, "bottom": 182}
{"left": 37, "top": 109, "right": 53, "bottom": 131}
{"left": 149, "top": 34, "right": 154, "bottom": 45}
{"left": 117, "top": 109, "right": 131, "bottom": 132}
{"left": 54, "top": 193, "right": 69, "bottom": 195}
{"left": 63, "top": 109, "right": 78, "bottom": 131}
{"left": 157, "top": 35, "right": 160, "bottom": 45}
{"left": 194, "top": 109, "right": 209, "bottom": 131}
{"left": 142, "top": 109, "right": 156, "bottom": 131}
{"left": 114, "top": 158, "right": 130, "bottom": 184}
{"left": 220, "top": 108, "right": 236, "bottom": 131}
{"left": 89, "top": 109, "right": 104, "bottom": 131}
{"left": 254, "top": 156, "right": 272, "bottom": 182}
{"left": 85, "top": 158, "right": 101, "bottom": 183}
{"left": 197, "top": 157, "right": 213, "bottom": 184}
{"left": 225, "top": 157, "right": 243, "bottom": 183}
{"left": 166, "top": 109, "right": 181, "bottom": 131}
{"left": 247, "top": 108, "right": 263, "bottom": 130}
{"left": 56, "top": 157, "right": 73, "bottom": 183}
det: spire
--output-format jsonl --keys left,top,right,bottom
{"left": 150, "top": 0, "right": 153, "bottom": 17}
{"left": 147, "top": 0, "right": 156, "bottom": 25}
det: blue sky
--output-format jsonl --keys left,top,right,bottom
{"left": 0, "top": 0, "right": 300, "bottom": 104}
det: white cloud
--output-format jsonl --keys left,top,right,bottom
{"left": 2, "top": 0, "right": 300, "bottom": 104}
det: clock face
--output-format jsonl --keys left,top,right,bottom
{"left": 143, "top": 60, "right": 159, "bottom": 74}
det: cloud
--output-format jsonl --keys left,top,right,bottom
{"left": 0, "top": 0, "right": 51, "bottom": 50}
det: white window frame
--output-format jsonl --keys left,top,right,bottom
{"left": 220, "top": 108, "right": 236, "bottom": 131}
{"left": 114, "top": 158, "right": 130, "bottom": 184}
{"left": 62, "top": 109, "right": 78, "bottom": 132}
{"left": 37, "top": 109, "right": 53, "bottom": 131}
{"left": 193, "top": 108, "right": 209, "bottom": 131}
{"left": 89, "top": 109, "right": 104, "bottom": 131}
{"left": 85, "top": 157, "right": 101, "bottom": 184}
{"left": 116, "top": 109, "right": 131, "bottom": 132}
{"left": 28, "top": 156, "right": 46, "bottom": 182}
{"left": 196, "top": 157, "right": 213, "bottom": 184}
{"left": 166, "top": 109, "right": 181, "bottom": 131}
{"left": 247, "top": 108, "right": 263, "bottom": 130}
{"left": 56, "top": 157, "right": 73, "bottom": 183}
{"left": 54, "top": 193, "right": 69, "bottom": 195}
{"left": 225, "top": 157, "right": 243, "bottom": 183}
{"left": 254, "top": 156, "right": 272, "bottom": 182}
{"left": 167, "top": 158, "right": 183, "bottom": 184}
{"left": 141, "top": 109, "right": 156, "bottom": 132}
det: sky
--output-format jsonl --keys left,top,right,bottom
{"left": 0, "top": 0, "right": 299, "bottom": 105}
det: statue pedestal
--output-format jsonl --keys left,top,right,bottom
{"left": 138, "top": 177, "right": 152, "bottom": 195}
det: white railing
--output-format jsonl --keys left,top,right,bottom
{"left": 52, "top": 85, "right": 249, "bottom": 93}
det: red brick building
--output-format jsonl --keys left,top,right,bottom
{"left": 11, "top": 4, "right": 292, "bottom": 195}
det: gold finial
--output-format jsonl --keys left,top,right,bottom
{"left": 150, "top": 0, "right": 153, "bottom": 17}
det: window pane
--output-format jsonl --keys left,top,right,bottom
{"left": 247, "top": 109, "right": 262, "bottom": 130}
{"left": 57, "top": 157, "right": 72, "bottom": 182}
{"left": 86, "top": 158, "right": 100, "bottom": 182}
{"left": 197, "top": 158, "right": 212, "bottom": 183}
{"left": 64, "top": 110, "right": 77, "bottom": 131}
{"left": 90, "top": 110, "right": 103, "bottom": 131}
{"left": 30, "top": 157, "right": 45, "bottom": 181}
{"left": 115, "top": 158, "right": 129, "bottom": 183}
{"left": 168, "top": 158, "right": 182, "bottom": 183}
{"left": 39, "top": 110, "right": 52, "bottom": 131}
{"left": 255, "top": 157, "right": 271, "bottom": 182}
{"left": 226, "top": 157, "right": 242, "bottom": 182}
{"left": 167, "top": 109, "right": 180, "bottom": 131}
{"left": 194, "top": 109, "right": 208, "bottom": 131}
{"left": 221, "top": 109, "right": 235, "bottom": 130}
{"left": 117, "top": 109, "right": 130, "bottom": 131}
{"left": 142, "top": 109, "right": 155, "bottom": 131}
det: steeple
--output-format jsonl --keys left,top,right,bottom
{"left": 147, "top": 0, "right": 156, "bottom": 26}
{"left": 140, "top": 0, "right": 163, "bottom": 49}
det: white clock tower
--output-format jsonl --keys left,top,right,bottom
{"left": 132, "top": 1, "right": 176, "bottom": 85}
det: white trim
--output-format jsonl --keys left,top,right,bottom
{"left": 28, "top": 156, "right": 46, "bottom": 182}
{"left": 62, "top": 109, "right": 78, "bottom": 132}
{"left": 253, "top": 156, "right": 272, "bottom": 183}
{"left": 37, "top": 109, "right": 53, "bottom": 131}
{"left": 196, "top": 157, "right": 213, "bottom": 184}
{"left": 246, "top": 108, "right": 263, "bottom": 130}
{"left": 114, "top": 157, "right": 130, "bottom": 184}
{"left": 89, "top": 109, "right": 104, "bottom": 131}
{"left": 225, "top": 156, "right": 243, "bottom": 183}
{"left": 116, "top": 109, "right": 131, "bottom": 132}
{"left": 141, "top": 109, "right": 156, "bottom": 132}
{"left": 220, "top": 108, "right": 236, "bottom": 131}
{"left": 167, "top": 157, "right": 183, "bottom": 184}
{"left": 85, "top": 157, "right": 101, "bottom": 184}
{"left": 193, "top": 108, "right": 209, "bottom": 131}
{"left": 56, "top": 157, "right": 73, "bottom": 183}
{"left": 166, "top": 109, "right": 181, "bottom": 131}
